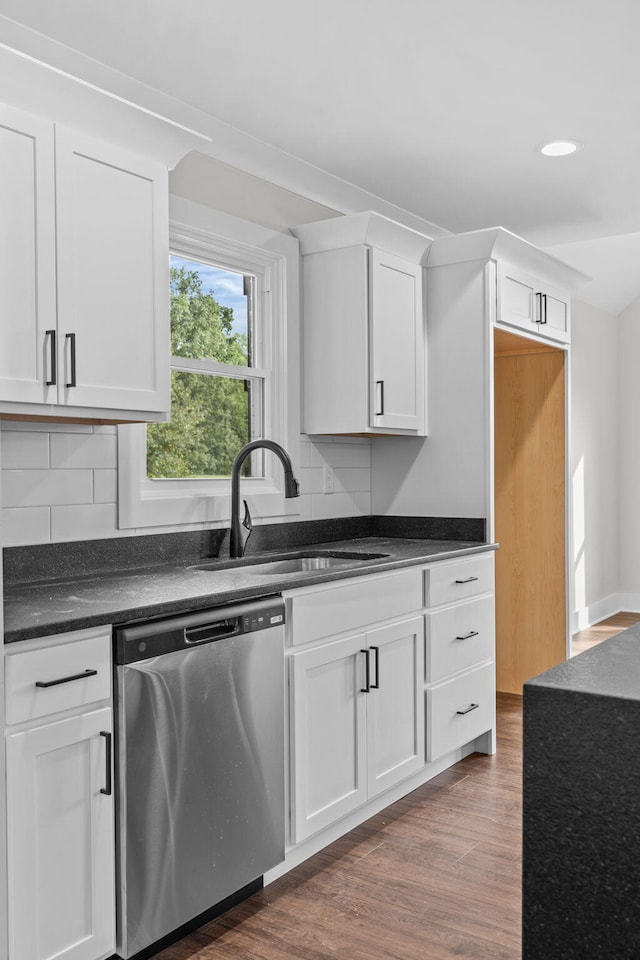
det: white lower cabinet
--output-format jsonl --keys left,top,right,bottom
{"left": 6, "top": 709, "right": 115, "bottom": 960}
{"left": 424, "top": 556, "right": 496, "bottom": 763}
{"left": 285, "top": 554, "right": 496, "bottom": 860}
{"left": 290, "top": 616, "right": 424, "bottom": 843}
{"left": 4, "top": 627, "right": 115, "bottom": 960}
{"left": 426, "top": 662, "right": 495, "bottom": 762}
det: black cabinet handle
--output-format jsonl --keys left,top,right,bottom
{"left": 65, "top": 332, "right": 77, "bottom": 387}
{"left": 455, "top": 630, "right": 479, "bottom": 641}
{"left": 100, "top": 731, "right": 112, "bottom": 796}
{"left": 45, "top": 330, "right": 57, "bottom": 386}
{"left": 370, "top": 645, "right": 380, "bottom": 689}
{"left": 535, "top": 291, "right": 543, "bottom": 323}
{"left": 456, "top": 703, "right": 479, "bottom": 715}
{"left": 455, "top": 576, "right": 478, "bottom": 584}
{"left": 360, "top": 648, "right": 371, "bottom": 693}
{"left": 535, "top": 292, "right": 548, "bottom": 325}
{"left": 376, "top": 380, "right": 384, "bottom": 416}
{"left": 35, "top": 668, "right": 98, "bottom": 688}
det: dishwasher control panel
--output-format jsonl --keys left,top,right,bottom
{"left": 114, "top": 596, "right": 285, "bottom": 664}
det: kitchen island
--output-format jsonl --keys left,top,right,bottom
{"left": 523, "top": 623, "right": 640, "bottom": 959}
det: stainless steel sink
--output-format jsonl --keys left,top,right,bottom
{"left": 191, "top": 550, "right": 389, "bottom": 575}
{"left": 241, "top": 556, "right": 363, "bottom": 575}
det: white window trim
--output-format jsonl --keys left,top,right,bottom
{"left": 118, "top": 199, "right": 301, "bottom": 529}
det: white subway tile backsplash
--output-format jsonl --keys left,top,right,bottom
{"left": 2, "top": 507, "right": 51, "bottom": 546}
{"left": 2, "top": 469, "right": 93, "bottom": 508}
{"left": 310, "top": 491, "right": 368, "bottom": 520}
{"left": 51, "top": 503, "right": 125, "bottom": 542}
{"left": 334, "top": 467, "right": 371, "bottom": 493}
{"left": 1, "top": 431, "right": 49, "bottom": 469}
{"left": 298, "top": 467, "right": 324, "bottom": 495}
{"left": 1, "top": 427, "right": 372, "bottom": 546}
{"left": 297, "top": 438, "right": 313, "bottom": 468}
{"left": 309, "top": 441, "right": 359, "bottom": 468}
{"left": 50, "top": 433, "right": 117, "bottom": 469}
{"left": 352, "top": 444, "right": 371, "bottom": 468}
{"left": 93, "top": 469, "right": 118, "bottom": 503}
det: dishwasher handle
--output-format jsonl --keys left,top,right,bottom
{"left": 185, "top": 618, "right": 241, "bottom": 645}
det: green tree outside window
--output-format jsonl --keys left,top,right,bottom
{"left": 147, "top": 263, "right": 257, "bottom": 479}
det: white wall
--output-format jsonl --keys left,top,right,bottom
{"left": 570, "top": 299, "right": 620, "bottom": 628}
{"left": 617, "top": 294, "right": 640, "bottom": 606}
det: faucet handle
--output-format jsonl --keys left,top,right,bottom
{"left": 239, "top": 499, "right": 253, "bottom": 554}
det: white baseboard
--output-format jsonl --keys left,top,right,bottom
{"left": 613, "top": 592, "right": 640, "bottom": 614}
{"left": 573, "top": 593, "right": 640, "bottom": 632}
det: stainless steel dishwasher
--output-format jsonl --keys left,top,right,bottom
{"left": 113, "top": 596, "right": 285, "bottom": 959}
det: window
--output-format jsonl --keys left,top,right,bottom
{"left": 146, "top": 255, "right": 266, "bottom": 480}
{"left": 117, "top": 202, "right": 300, "bottom": 529}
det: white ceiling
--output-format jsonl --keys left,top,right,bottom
{"left": 1, "top": 0, "right": 639, "bottom": 314}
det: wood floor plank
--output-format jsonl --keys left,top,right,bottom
{"left": 572, "top": 610, "right": 640, "bottom": 655}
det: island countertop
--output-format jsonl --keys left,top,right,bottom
{"left": 524, "top": 621, "right": 640, "bottom": 701}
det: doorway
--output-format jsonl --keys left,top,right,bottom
{"left": 493, "top": 327, "right": 567, "bottom": 694}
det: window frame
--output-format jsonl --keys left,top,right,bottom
{"left": 117, "top": 201, "right": 300, "bottom": 529}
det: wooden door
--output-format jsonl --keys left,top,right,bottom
{"left": 494, "top": 329, "right": 567, "bottom": 693}
{"left": 6, "top": 708, "right": 115, "bottom": 960}
{"left": 365, "top": 617, "right": 425, "bottom": 797}
{"left": 369, "top": 249, "right": 424, "bottom": 432}
{"left": 54, "top": 127, "right": 170, "bottom": 414}
{"left": 289, "top": 634, "right": 368, "bottom": 842}
{"left": 0, "top": 105, "right": 57, "bottom": 404}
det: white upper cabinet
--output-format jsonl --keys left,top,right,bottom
{"left": 0, "top": 106, "right": 170, "bottom": 421}
{"left": 498, "top": 263, "right": 570, "bottom": 344}
{"left": 427, "top": 227, "right": 589, "bottom": 348}
{"left": 54, "top": 129, "right": 169, "bottom": 413}
{"left": 0, "top": 105, "right": 57, "bottom": 405}
{"left": 293, "top": 212, "right": 431, "bottom": 436}
{"left": 0, "top": 43, "right": 208, "bottom": 422}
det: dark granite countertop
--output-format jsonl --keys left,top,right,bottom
{"left": 524, "top": 622, "right": 640, "bottom": 701}
{"left": 4, "top": 536, "right": 496, "bottom": 643}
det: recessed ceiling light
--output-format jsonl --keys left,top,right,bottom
{"left": 539, "top": 139, "right": 583, "bottom": 157}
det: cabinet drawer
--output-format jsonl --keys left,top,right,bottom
{"left": 286, "top": 569, "right": 423, "bottom": 646}
{"left": 426, "top": 596, "right": 495, "bottom": 683}
{"left": 5, "top": 629, "right": 111, "bottom": 725}
{"left": 425, "top": 553, "right": 493, "bottom": 607}
{"left": 426, "top": 661, "right": 495, "bottom": 762}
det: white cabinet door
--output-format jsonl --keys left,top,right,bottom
{"left": 290, "top": 634, "right": 368, "bottom": 842}
{"left": 498, "top": 263, "right": 570, "bottom": 344}
{"left": 369, "top": 249, "right": 425, "bottom": 432}
{"left": 0, "top": 105, "right": 57, "bottom": 404}
{"left": 542, "top": 289, "right": 570, "bottom": 341}
{"left": 365, "top": 617, "right": 425, "bottom": 798}
{"left": 6, "top": 707, "right": 115, "bottom": 960}
{"left": 55, "top": 128, "right": 170, "bottom": 413}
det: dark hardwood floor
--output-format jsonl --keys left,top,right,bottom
{"left": 158, "top": 694, "right": 523, "bottom": 960}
